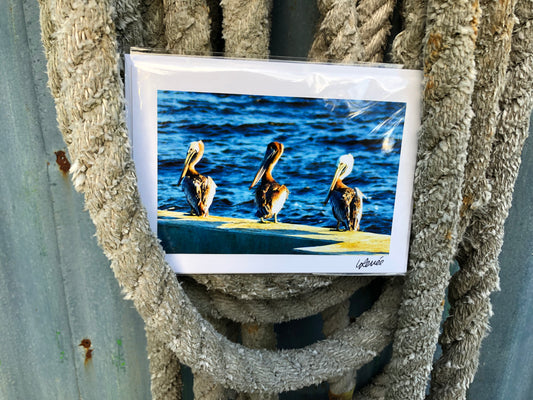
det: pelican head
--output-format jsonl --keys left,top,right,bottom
{"left": 178, "top": 140, "right": 204, "bottom": 186}
{"left": 249, "top": 141, "right": 284, "bottom": 189}
{"left": 324, "top": 153, "right": 354, "bottom": 204}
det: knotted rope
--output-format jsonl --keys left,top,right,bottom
{"left": 37, "top": 0, "right": 533, "bottom": 399}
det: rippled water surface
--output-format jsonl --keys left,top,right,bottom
{"left": 158, "top": 91, "right": 406, "bottom": 235}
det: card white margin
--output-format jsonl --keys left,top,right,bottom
{"left": 125, "top": 54, "right": 422, "bottom": 274}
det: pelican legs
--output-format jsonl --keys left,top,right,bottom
{"left": 259, "top": 214, "right": 280, "bottom": 223}
{"left": 334, "top": 221, "right": 353, "bottom": 232}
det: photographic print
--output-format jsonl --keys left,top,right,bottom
{"left": 126, "top": 54, "right": 422, "bottom": 274}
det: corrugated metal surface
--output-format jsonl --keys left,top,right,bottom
{"left": 0, "top": 1, "right": 151, "bottom": 398}
{"left": 0, "top": 0, "right": 532, "bottom": 399}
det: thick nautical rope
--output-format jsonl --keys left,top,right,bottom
{"left": 193, "top": 316, "right": 238, "bottom": 400}
{"left": 457, "top": 0, "right": 517, "bottom": 238}
{"left": 240, "top": 321, "right": 278, "bottom": 400}
{"left": 146, "top": 325, "right": 182, "bottom": 398}
{"left": 37, "top": 0, "right": 533, "bottom": 398}
{"left": 357, "top": 0, "right": 396, "bottom": 62}
{"left": 37, "top": 0, "right": 402, "bottom": 396}
{"left": 140, "top": 0, "right": 167, "bottom": 49}
{"left": 192, "top": 274, "right": 340, "bottom": 300}
{"left": 308, "top": 0, "right": 364, "bottom": 62}
{"left": 111, "top": 0, "right": 144, "bottom": 54}
{"left": 391, "top": 0, "right": 426, "bottom": 68}
{"left": 136, "top": 1, "right": 375, "bottom": 398}
{"left": 310, "top": 0, "right": 397, "bottom": 63}
{"left": 429, "top": 0, "right": 519, "bottom": 396}
{"left": 430, "top": 2, "right": 533, "bottom": 398}
{"left": 221, "top": 0, "right": 273, "bottom": 58}
{"left": 385, "top": 1, "right": 481, "bottom": 398}
{"left": 322, "top": 300, "right": 357, "bottom": 398}
{"left": 181, "top": 276, "right": 373, "bottom": 324}
{"left": 163, "top": 0, "right": 211, "bottom": 54}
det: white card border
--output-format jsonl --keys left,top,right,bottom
{"left": 125, "top": 53, "right": 422, "bottom": 274}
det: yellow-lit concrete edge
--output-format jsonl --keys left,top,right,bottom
{"left": 158, "top": 210, "right": 390, "bottom": 255}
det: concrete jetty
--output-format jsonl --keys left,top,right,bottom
{"left": 158, "top": 210, "right": 390, "bottom": 255}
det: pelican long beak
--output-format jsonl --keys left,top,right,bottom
{"left": 324, "top": 162, "right": 347, "bottom": 204}
{"left": 249, "top": 146, "right": 277, "bottom": 189}
{"left": 178, "top": 147, "right": 198, "bottom": 186}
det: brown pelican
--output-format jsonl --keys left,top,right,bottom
{"left": 178, "top": 140, "right": 216, "bottom": 217}
{"left": 249, "top": 141, "right": 289, "bottom": 223}
{"left": 324, "top": 154, "right": 363, "bottom": 231}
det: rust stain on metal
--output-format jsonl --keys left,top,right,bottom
{"left": 79, "top": 338, "right": 93, "bottom": 365}
{"left": 54, "top": 150, "right": 70, "bottom": 174}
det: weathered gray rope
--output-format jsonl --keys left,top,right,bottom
{"left": 308, "top": 0, "right": 364, "bottom": 62}
{"left": 111, "top": 0, "right": 145, "bottom": 55}
{"left": 391, "top": 0, "right": 426, "bottom": 68}
{"left": 163, "top": 0, "right": 211, "bottom": 54}
{"left": 146, "top": 325, "right": 183, "bottom": 399}
{"left": 322, "top": 300, "right": 357, "bottom": 399}
{"left": 240, "top": 322, "right": 278, "bottom": 400}
{"left": 182, "top": 276, "right": 373, "bottom": 324}
{"left": 193, "top": 316, "right": 237, "bottom": 400}
{"left": 429, "top": 2, "right": 533, "bottom": 398}
{"left": 457, "top": 0, "right": 517, "bottom": 239}
{"left": 191, "top": 274, "right": 340, "bottom": 300}
{"left": 36, "top": 0, "right": 533, "bottom": 398}
{"left": 37, "top": 2, "right": 401, "bottom": 395}
{"left": 385, "top": 1, "right": 481, "bottom": 399}
{"left": 38, "top": 0, "right": 70, "bottom": 144}
{"left": 221, "top": 0, "right": 273, "bottom": 58}
{"left": 357, "top": 0, "right": 396, "bottom": 62}
{"left": 38, "top": 4, "right": 175, "bottom": 399}
{"left": 193, "top": 373, "right": 229, "bottom": 400}
{"left": 140, "top": 0, "right": 167, "bottom": 49}
{"left": 164, "top": 279, "right": 402, "bottom": 393}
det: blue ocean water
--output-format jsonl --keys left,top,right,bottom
{"left": 157, "top": 91, "right": 406, "bottom": 235}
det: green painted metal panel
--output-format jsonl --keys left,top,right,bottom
{"left": 0, "top": 1, "right": 151, "bottom": 399}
